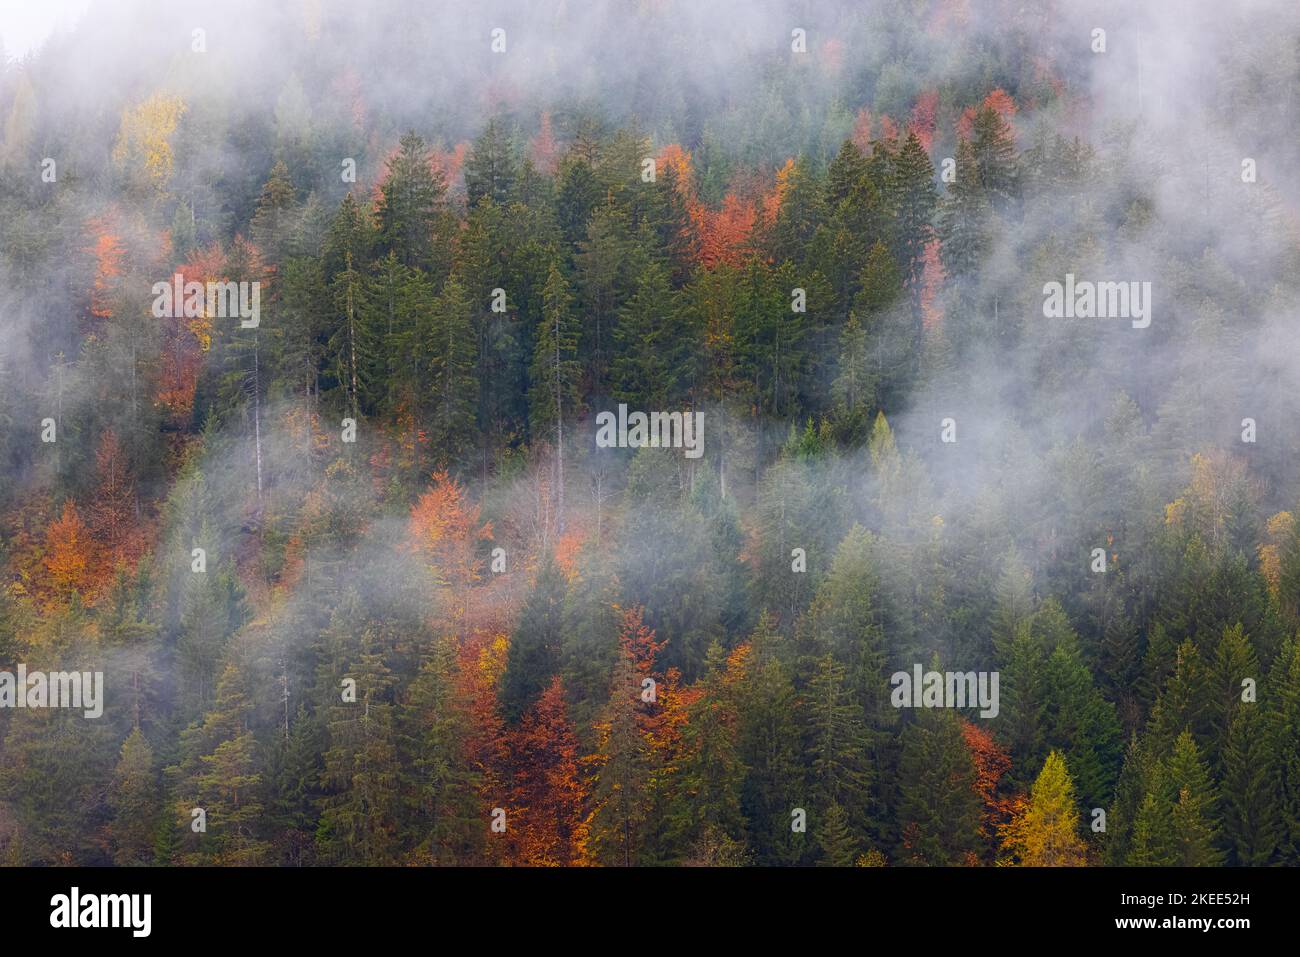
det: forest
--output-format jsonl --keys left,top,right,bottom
{"left": 0, "top": 0, "right": 1298, "bottom": 867}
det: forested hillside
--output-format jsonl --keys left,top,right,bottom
{"left": 1, "top": 0, "right": 1299, "bottom": 867}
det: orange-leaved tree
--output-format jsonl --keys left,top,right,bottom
{"left": 45, "top": 500, "right": 98, "bottom": 601}
{"left": 505, "top": 676, "right": 588, "bottom": 865}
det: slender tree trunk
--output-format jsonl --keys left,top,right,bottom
{"left": 555, "top": 321, "right": 565, "bottom": 533}
{"left": 254, "top": 333, "right": 264, "bottom": 505}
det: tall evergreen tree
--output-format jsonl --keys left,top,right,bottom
{"left": 375, "top": 131, "right": 448, "bottom": 273}
{"left": 895, "top": 705, "right": 982, "bottom": 865}
{"left": 499, "top": 557, "right": 568, "bottom": 723}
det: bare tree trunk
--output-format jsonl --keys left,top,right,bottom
{"left": 254, "top": 333, "right": 264, "bottom": 505}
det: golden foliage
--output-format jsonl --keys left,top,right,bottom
{"left": 112, "top": 93, "right": 186, "bottom": 193}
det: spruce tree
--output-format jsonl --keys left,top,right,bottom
{"left": 428, "top": 276, "right": 478, "bottom": 466}
{"left": 317, "top": 627, "right": 402, "bottom": 866}
{"left": 250, "top": 159, "right": 298, "bottom": 267}
{"left": 464, "top": 117, "right": 518, "bottom": 207}
{"left": 1164, "top": 730, "right": 1224, "bottom": 866}
{"left": 401, "top": 636, "right": 484, "bottom": 865}
{"left": 499, "top": 556, "right": 568, "bottom": 723}
{"left": 375, "top": 130, "right": 447, "bottom": 272}
{"left": 108, "top": 727, "right": 159, "bottom": 865}
{"left": 584, "top": 645, "right": 654, "bottom": 866}
{"left": 529, "top": 262, "right": 582, "bottom": 519}
{"left": 818, "top": 802, "right": 858, "bottom": 866}
{"left": 895, "top": 706, "right": 982, "bottom": 865}
{"left": 1220, "top": 703, "right": 1281, "bottom": 864}
{"left": 735, "top": 624, "right": 803, "bottom": 864}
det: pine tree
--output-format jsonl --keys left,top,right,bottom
{"left": 265, "top": 705, "right": 322, "bottom": 866}
{"left": 937, "top": 138, "right": 992, "bottom": 282}
{"left": 854, "top": 240, "right": 908, "bottom": 405}
{"left": 317, "top": 627, "right": 402, "bottom": 866}
{"left": 818, "top": 802, "right": 858, "bottom": 866}
{"left": 1151, "top": 639, "right": 1211, "bottom": 748}
{"left": 735, "top": 618, "right": 803, "bottom": 864}
{"left": 169, "top": 658, "right": 270, "bottom": 865}
{"left": 1270, "top": 638, "right": 1300, "bottom": 861}
{"left": 1040, "top": 622, "right": 1123, "bottom": 814}
{"left": 401, "top": 635, "right": 483, "bottom": 865}
{"left": 1128, "top": 779, "right": 1177, "bottom": 866}
{"left": 796, "top": 526, "right": 889, "bottom": 729}
{"left": 375, "top": 131, "right": 448, "bottom": 273}
{"left": 804, "top": 653, "right": 873, "bottom": 820}
{"left": 323, "top": 194, "right": 376, "bottom": 416}
{"left": 1206, "top": 623, "right": 1258, "bottom": 775}
{"left": 1107, "top": 733, "right": 1157, "bottom": 865}
{"left": 499, "top": 557, "right": 568, "bottom": 723}
{"left": 734, "top": 260, "right": 806, "bottom": 419}
{"left": 895, "top": 706, "right": 982, "bottom": 865}
{"left": 175, "top": 561, "right": 247, "bottom": 720}
{"left": 1220, "top": 703, "right": 1281, "bottom": 864}
{"left": 824, "top": 139, "right": 871, "bottom": 212}
{"left": 363, "top": 251, "right": 423, "bottom": 416}
{"left": 329, "top": 249, "right": 371, "bottom": 417}
{"left": 584, "top": 640, "right": 654, "bottom": 866}
{"left": 667, "top": 643, "right": 748, "bottom": 855}
{"left": 556, "top": 155, "right": 601, "bottom": 247}
{"left": 428, "top": 276, "right": 478, "bottom": 466}
{"left": 464, "top": 117, "right": 518, "bottom": 207}
{"left": 250, "top": 159, "right": 298, "bottom": 267}
{"left": 529, "top": 262, "right": 582, "bottom": 521}
{"left": 969, "top": 104, "right": 1018, "bottom": 210}
{"left": 108, "top": 728, "right": 159, "bottom": 866}
{"left": 831, "top": 313, "right": 874, "bottom": 439}
{"left": 997, "top": 608, "right": 1047, "bottom": 785}
{"left": 888, "top": 130, "right": 937, "bottom": 307}
{"left": 611, "top": 259, "right": 684, "bottom": 407}
{"left": 1164, "top": 730, "right": 1224, "bottom": 866}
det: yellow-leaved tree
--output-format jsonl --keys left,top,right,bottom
{"left": 1000, "top": 750, "right": 1088, "bottom": 866}
{"left": 112, "top": 92, "right": 185, "bottom": 195}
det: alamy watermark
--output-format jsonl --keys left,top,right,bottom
{"left": 152, "top": 273, "right": 260, "bottom": 328}
{"left": 50, "top": 887, "right": 150, "bottom": 937}
{"left": 0, "top": 665, "right": 104, "bottom": 718}
{"left": 890, "top": 664, "right": 999, "bottom": 719}
{"left": 1042, "top": 274, "right": 1151, "bottom": 328}
{"left": 595, "top": 404, "right": 703, "bottom": 458}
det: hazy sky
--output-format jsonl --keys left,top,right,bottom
{"left": 0, "top": 0, "right": 90, "bottom": 61}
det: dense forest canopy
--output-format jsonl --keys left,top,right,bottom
{"left": 0, "top": 0, "right": 1298, "bottom": 867}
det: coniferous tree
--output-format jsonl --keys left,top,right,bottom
{"left": 464, "top": 117, "right": 518, "bottom": 208}
{"left": 250, "top": 160, "right": 298, "bottom": 267}
{"left": 804, "top": 651, "right": 874, "bottom": 835}
{"left": 895, "top": 705, "right": 982, "bottom": 866}
{"left": 1220, "top": 703, "right": 1281, "bottom": 865}
{"left": 735, "top": 616, "right": 803, "bottom": 864}
{"left": 1002, "top": 751, "right": 1087, "bottom": 866}
{"left": 402, "top": 635, "right": 484, "bottom": 865}
{"left": 108, "top": 727, "right": 158, "bottom": 866}
{"left": 818, "top": 802, "right": 858, "bottom": 866}
{"left": 428, "top": 276, "right": 478, "bottom": 466}
{"left": 317, "top": 627, "right": 402, "bottom": 866}
{"left": 1163, "top": 730, "right": 1224, "bottom": 866}
{"left": 499, "top": 557, "right": 568, "bottom": 723}
{"left": 375, "top": 131, "right": 448, "bottom": 274}
{"left": 1271, "top": 638, "right": 1300, "bottom": 861}
{"left": 169, "top": 657, "right": 270, "bottom": 865}
{"left": 529, "top": 262, "right": 582, "bottom": 519}
{"left": 667, "top": 643, "right": 747, "bottom": 855}
{"left": 584, "top": 641, "right": 654, "bottom": 866}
